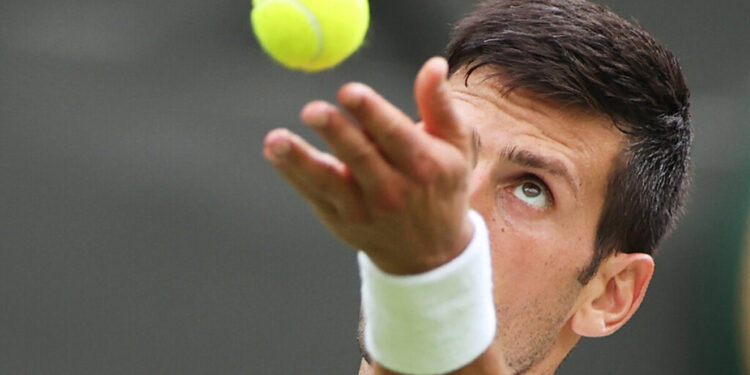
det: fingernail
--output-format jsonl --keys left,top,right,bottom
{"left": 306, "top": 107, "right": 328, "bottom": 128}
{"left": 341, "top": 84, "right": 366, "bottom": 108}
{"left": 271, "top": 139, "right": 290, "bottom": 158}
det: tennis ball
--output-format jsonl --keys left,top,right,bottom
{"left": 250, "top": 0, "right": 369, "bottom": 72}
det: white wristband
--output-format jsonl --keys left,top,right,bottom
{"left": 358, "top": 210, "right": 496, "bottom": 375}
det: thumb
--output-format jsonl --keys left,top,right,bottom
{"left": 414, "top": 57, "right": 469, "bottom": 154}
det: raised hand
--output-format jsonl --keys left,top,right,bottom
{"left": 263, "top": 57, "right": 473, "bottom": 275}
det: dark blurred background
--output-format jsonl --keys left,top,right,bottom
{"left": 1, "top": 0, "right": 748, "bottom": 374}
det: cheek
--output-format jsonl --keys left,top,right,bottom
{"left": 486, "top": 213, "right": 587, "bottom": 311}
{"left": 490, "top": 231, "right": 555, "bottom": 300}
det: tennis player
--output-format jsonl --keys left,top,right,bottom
{"left": 264, "top": 0, "right": 691, "bottom": 374}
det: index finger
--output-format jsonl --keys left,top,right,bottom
{"left": 415, "top": 57, "right": 470, "bottom": 155}
{"left": 337, "top": 83, "right": 430, "bottom": 172}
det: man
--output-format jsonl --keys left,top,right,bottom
{"left": 263, "top": 0, "right": 691, "bottom": 374}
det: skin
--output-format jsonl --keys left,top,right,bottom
{"left": 264, "top": 57, "right": 655, "bottom": 374}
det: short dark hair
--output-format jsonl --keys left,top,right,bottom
{"left": 446, "top": 0, "right": 692, "bottom": 283}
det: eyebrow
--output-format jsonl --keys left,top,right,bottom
{"left": 496, "top": 142, "right": 580, "bottom": 197}
{"left": 470, "top": 130, "right": 580, "bottom": 195}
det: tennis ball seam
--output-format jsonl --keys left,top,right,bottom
{"left": 262, "top": 0, "right": 324, "bottom": 64}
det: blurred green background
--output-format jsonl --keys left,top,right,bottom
{"left": 1, "top": 0, "right": 748, "bottom": 373}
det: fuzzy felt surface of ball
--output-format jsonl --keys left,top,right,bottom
{"left": 251, "top": 0, "right": 370, "bottom": 72}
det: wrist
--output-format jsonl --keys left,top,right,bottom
{"left": 358, "top": 209, "right": 496, "bottom": 374}
{"left": 368, "top": 213, "right": 475, "bottom": 275}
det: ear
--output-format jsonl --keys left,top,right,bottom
{"left": 570, "top": 252, "right": 655, "bottom": 338}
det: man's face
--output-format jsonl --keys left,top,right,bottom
{"left": 449, "top": 66, "right": 624, "bottom": 372}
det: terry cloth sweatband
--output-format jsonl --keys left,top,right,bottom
{"left": 358, "top": 209, "right": 496, "bottom": 374}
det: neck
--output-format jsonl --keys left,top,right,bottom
{"left": 357, "top": 329, "right": 581, "bottom": 375}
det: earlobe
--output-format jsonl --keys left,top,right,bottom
{"left": 570, "top": 253, "right": 655, "bottom": 338}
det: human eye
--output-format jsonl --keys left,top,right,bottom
{"left": 512, "top": 176, "right": 552, "bottom": 209}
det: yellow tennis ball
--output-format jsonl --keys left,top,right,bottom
{"left": 250, "top": 0, "right": 369, "bottom": 72}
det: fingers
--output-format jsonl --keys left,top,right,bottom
{"left": 264, "top": 128, "right": 358, "bottom": 215}
{"left": 299, "top": 101, "right": 397, "bottom": 191}
{"left": 414, "top": 57, "right": 470, "bottom": 154}
{"left": 275, "top": 57, "right": 467, "bottom": 207}
{"left": 336, "top": 82, "right": 428, "bottom": 170}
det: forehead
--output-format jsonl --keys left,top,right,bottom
{"left": 448, "top": 66, "right": 625, "bottom": 193}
